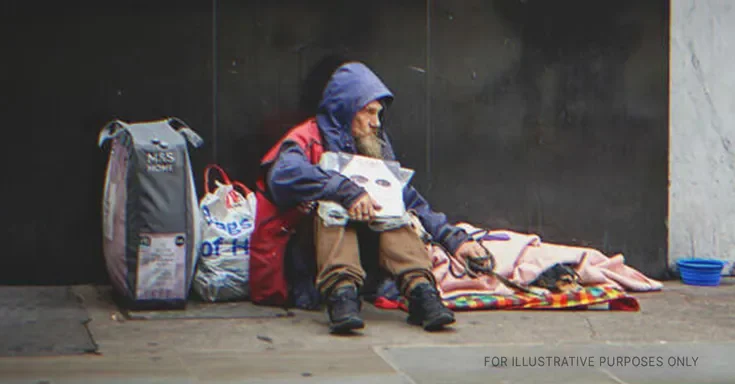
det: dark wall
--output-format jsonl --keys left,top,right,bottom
{"left": 424, "top": 0, "right": 670, "bottom": 279}
{"left": 1, "top": 0, "right": 670, "bottom": 285}
{"left": 2, "top": 1, "right": 214, "bottom": 284}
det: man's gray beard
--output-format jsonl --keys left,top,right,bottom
{"left": 355, "top": 134, "right": 385, "bottom": 159}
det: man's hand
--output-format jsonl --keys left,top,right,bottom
{"left": 455, "top": 240, "right": 494, "bottom": 273}
{"left": 348, "top": 193, "right": 382, "bottom": 221}
{"left": 455, "top": 240, "right": 487, "bottom": 261}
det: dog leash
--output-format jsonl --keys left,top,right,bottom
{"left": 437, "top": 239, "right": 539, "bottom": 295}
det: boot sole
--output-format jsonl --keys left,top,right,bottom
{"left": 329, "top": 317, "right": 365, "bottom": 334}
{"left": 408, "top": 313, "right": 455, "bottom": 331}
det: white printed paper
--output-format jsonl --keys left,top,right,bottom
{"left": 340, "top": 159, "right": 403, "bottom": 217}
{"left": 136, "top": 233, "right": 187, "bottom": 300}
{"left": 320, "top": 152, "right": 414, "bottom": 219}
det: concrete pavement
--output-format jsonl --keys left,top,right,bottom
{"left": 0, "top": 279, "right": 733, "bottom": 383}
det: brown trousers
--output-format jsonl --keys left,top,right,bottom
{"left": 314, "top": 216, "right": 435, "bottom": 297}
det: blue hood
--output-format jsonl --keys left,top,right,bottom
{"left": 315, "top": 62, "right": 394, "bottom": 154}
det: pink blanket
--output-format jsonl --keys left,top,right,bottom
{"left": 430, "top": 223, "right": 663, "bottom": 298}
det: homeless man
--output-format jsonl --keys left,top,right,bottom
{"left": 249, "top": 62, "right": 487, "bottom": 333}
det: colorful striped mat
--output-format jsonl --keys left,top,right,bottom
{"left": 375, "top": 284, "right": 640, "bottom": 312}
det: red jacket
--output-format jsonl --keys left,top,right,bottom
{"left": 249, "top": 119, "right": 325, "bottom": 306}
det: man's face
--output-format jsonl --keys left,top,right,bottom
{"left": 351, "top": 100, "right": 385, "bottom": 158}
{"left": 351, "top": 100, "right": 382, "bottom": 139}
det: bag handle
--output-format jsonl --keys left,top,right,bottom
{"left": 99, "top": 118, "right": 204, "bottom": 149}
{"left": 97, "top": 119, "right": 130, "bottom": 148}
{"left": 168, "top": 117, "right": 204, "bottom": 148}
{"left": 232, "top": 181, "right": 253, "bottom": 196}
{"left": 204, "top": 164, "right": 232, "bottom": 194}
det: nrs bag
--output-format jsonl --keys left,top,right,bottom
{"left": 98, "top": 118, "right": 203, "bottom": 310}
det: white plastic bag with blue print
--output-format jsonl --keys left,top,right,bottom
{"left": 192, "top": 164, "right": 257, "bottom": 302}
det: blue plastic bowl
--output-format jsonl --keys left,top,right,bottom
{"left": 676, "top": 258, "right": 725, "bottom": 286}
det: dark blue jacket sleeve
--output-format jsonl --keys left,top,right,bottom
{"left": 266, "top": 141, "right": 366, "bottom": 209}
{"left": 403, "top": 185, "right": 470, "bottom": 255}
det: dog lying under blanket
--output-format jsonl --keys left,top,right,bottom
{"left": 407, "top": 213, "right": 584, "bottom": 294}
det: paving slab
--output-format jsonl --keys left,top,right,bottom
{"left": 0, "top": 287, "right": 97, "bottom": 357}
{"left": 378, "top": 342, "right": 735, "bottom": 384}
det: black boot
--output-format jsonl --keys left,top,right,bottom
{"left": 407, "top": 282, "right": 455, "bottom": 331}
{"left": 326, "top": 285, "right": 365, "bottom": 334}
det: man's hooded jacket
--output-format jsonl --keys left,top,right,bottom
{"left": 249, "top": 62, "right": 470, "bottom": 306}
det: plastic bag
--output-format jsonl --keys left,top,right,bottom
{"left": 192, "top": 165, "right": 257, "bottom": 302}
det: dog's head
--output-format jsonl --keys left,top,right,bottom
{"left": 553, "top": 273, "right": 583, "bottom": 293}
{"left": 531, "top": 263, "right": 583, "bottom": 293}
